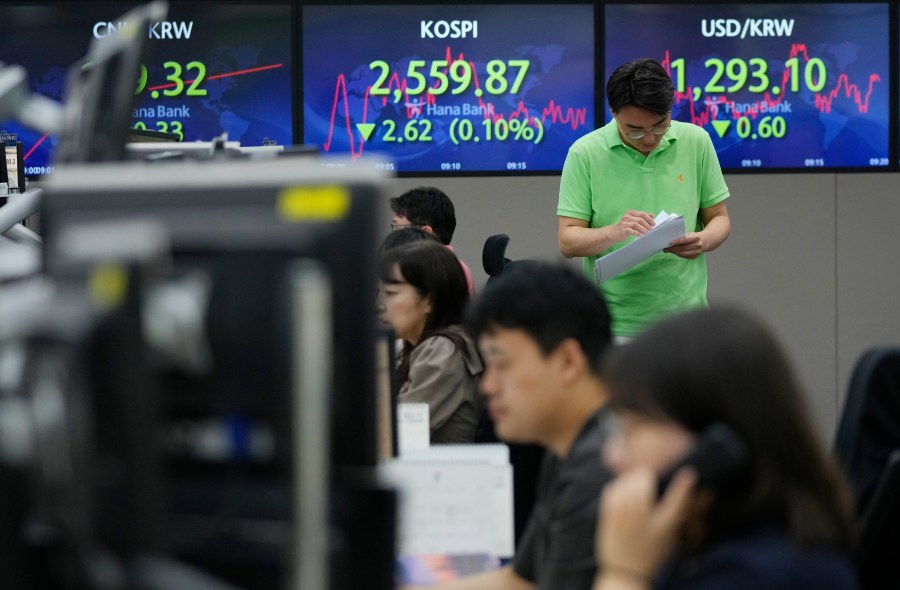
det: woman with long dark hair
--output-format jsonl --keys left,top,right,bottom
{"left": 593, "top": 307, "right": 857, "bottom": 590}
{"left": 377, "top": 240, "right": 483, "bottom": 444}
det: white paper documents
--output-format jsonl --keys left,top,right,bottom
{"left": 397, "top": 403, "right": 431, "bottom": 452}
{"left": 594, "top": 210, "right": 686, "bottom": 283}
{"left": 381, "top": 443, "right": 515, "bottom": 559}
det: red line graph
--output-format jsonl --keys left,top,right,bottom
{"left": 660, "top": 45, "right": 881, "bottom": 127}
{"left": 148, "top": 63, "right": 283, "bottom": 92}
{"left": 23, "top": 63, "right": 283, "bottom": 162}
{"left": 24, "top": 134, "right": 49, "bottom": 161}
{"left": 321, "top": 46, "right": 588, "bottom": 158}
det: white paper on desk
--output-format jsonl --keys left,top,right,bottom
{"left": 380, "top": 460, "right": 496, "bottom": 556}
{"left": 595, "top": 210, "right": 686, "bottom": 283}
{"left": 402, "top": 444, "right": 514, "bottom": 558}
{"left": 398, "top": 403, "right": 430, "bottom": 452}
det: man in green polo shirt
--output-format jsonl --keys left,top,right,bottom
{"left": 558, "top": 58, "right": 731, "bottom": 338}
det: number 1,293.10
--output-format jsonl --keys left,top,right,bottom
{"left": 669, "top": 57, "right": 826, "bottom": 94}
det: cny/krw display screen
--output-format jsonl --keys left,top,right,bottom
{"left": 0, "top": 2, "right": 292, "bottom": 178}
{"left": 302, "top": 4, "right": 595, "bottom": 174}
{"left": 604, "top": 3, "right": 890, "bottom": 170}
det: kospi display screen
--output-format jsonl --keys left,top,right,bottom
{"left": 604, "top": 3, "right": 890, "bottom": 171}
{"left": 0, "top": 2, "right": 292, "bottom": 178}
{"left": 302, "top": 4, "right": 595, "bottom": 174}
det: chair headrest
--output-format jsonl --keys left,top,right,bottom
{"left": 482, "top": 234, "right": 510, "bottom": 277}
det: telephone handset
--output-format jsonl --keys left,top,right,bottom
{"left": 656, "top": 422, "right": 749, "bottom": 498}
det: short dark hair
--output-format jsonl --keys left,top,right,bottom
{"left": 379, "top": 226, "right": 439, "bottom": 254}
{"left": 466, "top": 263, "right": 612, "bottom": 374}
{"left": 607, "top": 58, "right": 674, "bottom": 116}
{"left": 390, "top": 186, "right": 457, "bottom": 245}
{"left": 601, "top": 306, "right": 854, "bottom": 553}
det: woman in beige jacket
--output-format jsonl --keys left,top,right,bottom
{"left": 378, "top": 240, "right": 484, "bottom": 444}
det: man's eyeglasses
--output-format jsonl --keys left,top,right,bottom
{"left": 390, "top": 223, "right": 416, "bottom": 231}
{"left": 621, "top": 124, "right": 670, "bottom": 140}
{"left": 616, "top": 116, "right": 670, "bottom": 140}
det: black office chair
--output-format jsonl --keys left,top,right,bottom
{"left": 474, "top": 232, "right": 509, "bottom": 443}
{"left": 855, "top": 449, "right": 900, "bottom": 590}
{"left": 834, "top": 347, "right": 900, "bottom": 590}
{"left": 482, "top": 233, "right": 534, "bottom": 286}
{"left": 478, "top": 233, "right": 544, "bottom": 546}
{"left": 482, "top": 233, "right": 512, "bottom": 285}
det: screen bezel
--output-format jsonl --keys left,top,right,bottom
{"left": 600, "top": 0, "right": 898, "bottom": 174}
{"left": 298, "top": 0, "right": 599, "bottom": 177}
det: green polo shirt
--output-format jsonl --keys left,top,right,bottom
{"left": 558, "top": 120, "right": 729, "bottom": 336}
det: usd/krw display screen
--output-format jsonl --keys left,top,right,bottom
{"left": 0, "top": 2, "right": 292, "bottom": 178}
{"left": 302, "top": 4, "right": 595, "bottom": 174}
{"left": 604, "top": 3, "right": 890, "bottom": 170}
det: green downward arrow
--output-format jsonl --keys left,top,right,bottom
{"left": 711, "top": 120, "right": 731, "bottom": 138}
{"left": 356, "top": 123, "right": 375, "bottom": 141}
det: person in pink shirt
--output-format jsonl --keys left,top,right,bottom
{"left": 390, "top": 186, "right": 476, "bottom": 296}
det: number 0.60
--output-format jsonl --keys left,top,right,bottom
{"left": 736, "top": 115, "right": 786, "bottom": 139}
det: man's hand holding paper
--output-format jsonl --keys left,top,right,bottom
{"left": 664, "top": 232, "right": 706, "bottom": 259}
{"left": 594, "top": 210, "right": 686, "bottom": 283}
{"left": 609, "top": 209, "right": 655, "bottom": 242}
